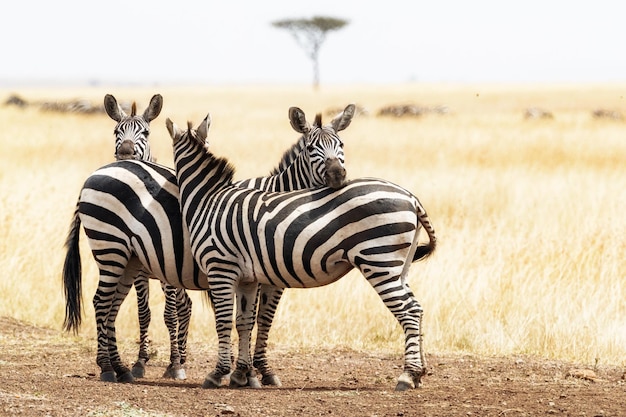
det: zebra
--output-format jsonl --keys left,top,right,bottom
{"left": 166, "top": 114, "right": 437, "bottom": 391}
{"left": 62, "top": 104, "right": 356, "bottom": 384}
{"left": 230, "top": 105, "right": 354, "bottom": 385}
{"left": 104, "top": 92, "right": 193, "bottom": 380}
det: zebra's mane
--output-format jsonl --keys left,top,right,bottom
{"left": 269, "top": 136, "right": 305, "bottom": 176}
{"left": 185, "top": 121, "right": 236, "bottom": 184}
{"left": 268, "top": 112, "right": 323, "bottom": 176}
{"left": 131, "top": 102, "right": 137, "bottom": 117}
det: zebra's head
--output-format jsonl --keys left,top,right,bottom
{"left": 167, "top": 114, "right": 236, "bottom": 190}
{"left": 166, "top": 114, "right": 213, "bottom": 162}
{"left": 104, "top": 94, "right": 163, "bottom": 162}
{"left": 288, "top": 104, "right": 355, "bottom": 189}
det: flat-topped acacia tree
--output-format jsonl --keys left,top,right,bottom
{"left": 272, "top": 16, "right": 349, "bottom": 90}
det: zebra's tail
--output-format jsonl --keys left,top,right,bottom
{"left": 62, "top": 205, "right": 83, "bottom": 334}
{"left": 412, "top": 201, "right": 437, "bottom": 262}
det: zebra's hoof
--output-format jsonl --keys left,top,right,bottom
{"left": 131, "top": 363, "right": 146, "bottom": 378}
{"left": 163, "top": 366, "right": 186, "bottom": 380}
{"left": 117, "top": 371, "right": 135, "bottom": 383}
{"left": 261, "top": 374, "right": 282, "bottom": 387}
{"left": 246, "top": 375, "right": 262, "bottom": 389}
{"left": 100, "top": 371, "right": 117, "bottom": 383}
{"left": 394, "top": 380, "right": 414, "bottom": 391}
{"left": 173, "top": 368, "right": 187, "bottom": 380}
{"left": 229, "top": 369, "right": 248, "bottom": 388}
{"left": 202, "top": 374, "right": 222, "bottom": 389}
{"left": 395, "top": 371, "right": 422, "bottom": 391}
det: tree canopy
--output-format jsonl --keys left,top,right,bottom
{"left": 272, "top": 16, "right": 349, "bottom": 89}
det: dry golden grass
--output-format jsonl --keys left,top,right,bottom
{"left": 0, "top": 83, "right": 624, "bottom": 367}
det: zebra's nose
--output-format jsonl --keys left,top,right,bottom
{"left": 325, "top": 158, "right": 347, "bottom": 189}
{"left": 116, "top": 140, "right": 136, "bottom": 160}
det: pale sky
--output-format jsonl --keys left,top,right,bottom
{"left": 1, "top": 0, "right": 624, "bottom": 86}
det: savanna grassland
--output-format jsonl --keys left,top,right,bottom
{"left": 0, "top": 84, "right": 625, "bottom": 414}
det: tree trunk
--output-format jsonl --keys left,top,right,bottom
{"left": 312, "top": 56, "right": 320, "bottom": 91}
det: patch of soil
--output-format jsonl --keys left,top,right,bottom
{"left": 1, "top": 316, "right": 624, "bottom": 416}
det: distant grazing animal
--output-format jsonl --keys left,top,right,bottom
{"left": 167, "top": 113, "right": 437, "bottom": 391}
{"left": 378, "top": 104, "right": 449, "bottom": 117}
{"left": 4, "top": 94, "right": 28, "bottom": 107}
{"left": 3, "top": 94, "right": 126, "bottom": 114}
{"left": 592, "top": 109, "right": 623, "bottom": 120}
{"left": 62, "top": 104, "right": 355, "bottom": 385}
{"left": 524, "top": 107, "right": 554, "bottom": 120}
{"left": 39, "top": 99, "right": 105, "bottom": 114}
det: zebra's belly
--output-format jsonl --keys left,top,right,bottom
{"left": 243, "top": 256, "right": 354, "bottom": 289}
{"left": 131, "top": 251, "right": 211, "bottom": 290}
{"left": 178, "top": 268, "right": 211, "bottom": 290}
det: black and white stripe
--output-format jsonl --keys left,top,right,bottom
{"left": 167, "top": 114, "right": 437, "bottom": 391}
{"left": 63, "top": 104, "right": 356, "bottom": 384}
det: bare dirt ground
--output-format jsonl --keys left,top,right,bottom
{"left": 1, "top": 316, "right": 625, "bottom": 417}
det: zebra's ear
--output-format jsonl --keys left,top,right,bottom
{"left": 196, "top": 114, "right": 211, "bottom": 143}
{"left": 330, "top": 104, "right": 356, "bottom": 132}
{"left": 165, "top": 118, "right": 180, "bottom": 142}
{"left": 104, "top": 94, "right": 126, "bottom": 122}
{"left": 289, "top": 107, "right": 311, "bottom": 134}
{"left": 143, "top": 94, "right": 163, "bottom": 122}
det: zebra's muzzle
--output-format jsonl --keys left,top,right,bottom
{"left": 325, "top": 158, "right": 347, "bottom": 189}
{"left": 116, "top": 140, "right": 136, "bottom": 160}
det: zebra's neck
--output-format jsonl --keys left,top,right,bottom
{"left": 269, "top": 152, "right": 315, "bottom": 191}
{"left": 235, "top": 135, "right": 328, "bottom": 192}
{"left": 236, "top": 152, "right": 314, "bottom": 192}
{"left": 173, "top": 138, "right": 235, "bottom": 216}
{"left": 269, "top": 135, "right": 306, "bottom": 175}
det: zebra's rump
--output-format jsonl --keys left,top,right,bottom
{"left": 78, "top": 160, "right": 207, "bottom": 289}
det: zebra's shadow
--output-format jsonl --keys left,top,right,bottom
{"left": 130, "top": 379, "right": 381, "bottom": 392}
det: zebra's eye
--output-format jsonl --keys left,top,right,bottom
{"left": 339, "top": 141, "right": 344, "bottom": 148}
{"left": 307, "top": 144, "right": 315, "bottom": 152}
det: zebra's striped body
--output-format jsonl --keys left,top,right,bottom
{"left": 104, "top": 93, "right": 192, "bottom": 380}
{"left": 63, "top": 105, "right": 356, "bottom": 384}
{"left": 167, "top": 115, "right": 437, "bottom": 391}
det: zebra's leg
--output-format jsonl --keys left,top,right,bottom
{"left": 93, "top": 255, "right": 135, "bottom": 383}
{"left": 253, "top": 284, "right": 283, "bottom": 386}
{"left": 202, "top": 278, "right": 236, "bottom": 389}
{"left": 161, "top": 283, "right": 186, "bottom": 380}
{"left": 175, "top": 288, "right": 192, "bottom": 367}
{"left": 364, "top": 270, "right": 426, "bottom": 391}
{"left": 105, "top": 272, "right": 136, "bottom": 383}
{"left": 101, "top": 259, "right": 149, "bottom": 383}
{"left": 204, "top": 289, "right": 236, "bottom": 367}
{"left": 131, "top": 270, "right": 151, "bottom": 378}
{"left": 93, "top": 287, "right": 117, "bottom": 383}
{"left": 230, "top": 282, "right": 261, "bottom": 388}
